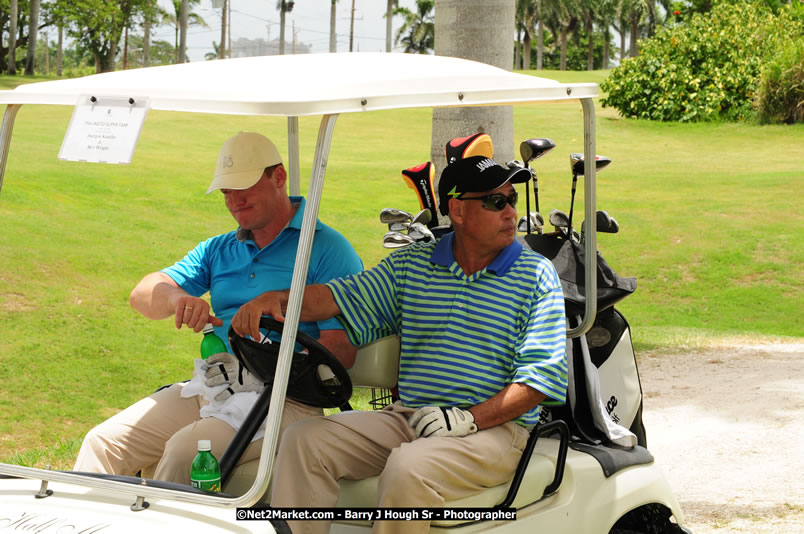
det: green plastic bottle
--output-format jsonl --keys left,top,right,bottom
{"left": 200, "top": 323, "right": 227, "bottom": 360}
{"left": 190, "top": 439, "right": 221, "bottom": 492}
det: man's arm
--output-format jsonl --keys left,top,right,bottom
{"left": 468, "top": 383, "right": 547, "bottom": 430}
{"left": 230, "top": 284, "right": 341, "bottom": 342}
{"left": 317, "top": 329, "right": 357, "bottom": 369}
{"left": 129, "top": 272, "right": 222, "bottom": 332}
{"left": 409, "top": 383, "right": 547, "bottom": 438}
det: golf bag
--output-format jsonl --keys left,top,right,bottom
{"left": 520, "top": 233, "right": 647, "bottom": 448}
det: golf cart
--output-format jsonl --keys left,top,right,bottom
{"left": 0, "top": 53, "right": 688, "bottom": 533}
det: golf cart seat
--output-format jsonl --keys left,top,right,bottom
{"left": 223, "top": 335, "right": 563, "bottom": 523}
{"left": 222, "top": 334, "right": 403, "bottom": 496}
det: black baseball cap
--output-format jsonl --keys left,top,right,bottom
{"left": 438, "top": 156, "right": 530, "bottom": 216}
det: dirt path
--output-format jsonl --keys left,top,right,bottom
{"left": 637, "top": 341, "right": 804, "bottom": 534}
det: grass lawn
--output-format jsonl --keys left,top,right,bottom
{"left": 0, "top": 68, "right": 801, "bottom": 468}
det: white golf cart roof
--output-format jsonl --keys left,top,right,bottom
{"left": 0, "top": 52, "right": 599, "bottom": 513}
{"left": 0, "top": 52, "right": 596, "bottom": 115}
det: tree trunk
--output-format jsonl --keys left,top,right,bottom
{"left": 603, "top": 27, "right": 610, "bottom": 70}
{"left": 57, "top": 25, "right": 63, "bottom": 75}
{"left": 144, "top": 15, "right": 151, "bottom": 66}
{"left": 586, "top": 14, "right": 594, "bottom": 70}
{"left": 280, "top": 4, "right": 287, "bottom": 55}
{"left": 179, "top": 0, "right": 189, "bottom": 62}
{"left": 220, "top": 0, "right": 227, "bottom": 58}
{"left": 386, "top": 0, "right": 393, "bottom": 52}
{"left": 349, "top": 0, "right": 356, "bottom": 52}
{"left": 8, "top": 0, "right": 17, "bottom": 75}
{"left": 560, "top": 26, "right": 569, "bottom": 70}
{"left": 44, "top": 31, "right": 49, "bottom": 74}
{"left": 629, "top": 14, "right": 639, "bottom": 57}
{"left": 330, "top": 1, "right": 337, "bottom": 52}
{"left": 537, "top": 19, "right": 543, "bottom": 70}
{"left": 431, "top": 0, "right": 516, "bottom": 224}
{"left": 123, "top": 26, "right": 129, "bottom": 70}
{"left": 523, "top": 31, "right": 531, "bottom": 70}
{"left": 25, "top": 0, "right": 40, "bottom": 75}
{"left": 620, "top": 24, "right": 626, "bottom": 63}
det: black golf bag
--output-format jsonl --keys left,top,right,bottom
{"left": 520, "top": 232, "right": 647, "bottom": 448}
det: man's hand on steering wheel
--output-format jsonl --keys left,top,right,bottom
{"left": 231, "top": 291, "right": 288, "bottom": 341}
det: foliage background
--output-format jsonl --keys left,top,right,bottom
{"left": 600, "top": 0, "right": 804, "bottom": 122}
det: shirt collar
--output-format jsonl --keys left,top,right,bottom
{"left": 430, "top": 231, "right": 523, "bottom": 277}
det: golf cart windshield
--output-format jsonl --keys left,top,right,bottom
{"left": 0, "top": 52, "right": 599, "bottom": 510}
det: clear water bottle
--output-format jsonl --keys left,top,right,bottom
{"left": 190, "top": 439, "right": 221, "bottom": 492}
{"left": 200, "top": 323, "right": 227, "bottom": 360}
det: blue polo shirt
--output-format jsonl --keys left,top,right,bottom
{"left": 163, "top": 196, "right": 363, "bottom": 350}
{"left": 326, "top": 232, "right": 567, "bottom": 426}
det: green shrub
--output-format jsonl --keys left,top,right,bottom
{"left": 754, "top": 39, "right": 804, "bottom": 124}
{"left": 601, "top": 0, "right": 804, "bottom": 122}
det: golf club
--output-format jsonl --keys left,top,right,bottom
{"left": 382, "top": 231, "right": 415, "bottom": 249}
{"left": 411, "top": 208, "right": 432, "bottom": 227}
{"left": 581, "top": 210, "right": 620, "bottom": 243}
{"left": 567, "top": 152, "right": 611, "bottom": 239}
{"left": 380, "top": 208, "right": 412, "bottom": 225}
{"left": 517, "top": 212, "right": 544, "bottom": 233}
{"left": 400, "top": 162, "right": 438, "bottom": 228}
{"left": 388, "top": 221, "right": 410, "bottom": 233}
{"left": 408, "top": 222, "right": 435, "bottom": 242}
{"left": 549, "top": 208, "right": 570, "bottom": 233}
{"left": 520, "top": 138, "right": 556, "bottom": 232}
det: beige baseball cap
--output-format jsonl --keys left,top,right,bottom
{"left": 207, "top": 132, "right": 283, "bottom": 194}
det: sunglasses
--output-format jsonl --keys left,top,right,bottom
{"left": 457, "top": 191, "right": 518, "bottom": 211}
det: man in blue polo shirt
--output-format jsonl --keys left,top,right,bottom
{"left": 73, "top": 132, "right": 363, "bottom": 485}
{"left": 239, "top": 155, "right": 567, "bottom": 534}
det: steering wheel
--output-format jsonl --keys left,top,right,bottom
{"left": 227, "top": 317, "right": 352, "bottom": 409}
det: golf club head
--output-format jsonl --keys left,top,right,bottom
{"left": 411, "top": 208, "right": 432, "bottom": 227}
{"left": 570, "top": 153, "right": 612, "bottom": 176}
{"left": 506, "top": 160, "right": 525, "bottom": 169}
{"left": 408, "top": 222, "right": 435, "bottom": 242}
{"left": 380, "top": 208, "right": 412, "bottom": 224}
{"left": 382, "top": 231, "right": 415, "bottom": 249}
{"left": 388, "top": 221, "right": 410, "bottom": 233}
{"left": 445, "top": 133, "right": 494, "bottom": 164}
{"left": 516, "top": 212, "right": 544, "bottom": 233}
{"left": 581, "top": 210, "right": 620, "bottom": 237}
{"left": 520, "top": 138, "right": 556, "bottom": 165}
{"left": 549, "top": 209, "right": 569, "bottom": 229}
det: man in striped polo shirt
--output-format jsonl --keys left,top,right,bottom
{"left": 233, "top": 155, "right": 567, "bottom": 534}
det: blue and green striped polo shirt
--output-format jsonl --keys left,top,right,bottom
{"left": 326, "top": 232, "right": 567, "bottom": 426}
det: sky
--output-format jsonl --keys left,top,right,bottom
{"left": 150, "top": 0, "right": 420, "bottom": 62}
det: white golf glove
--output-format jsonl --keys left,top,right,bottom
{"left": 408, "top": 406, "right": 478, "bottom": 438}
{"left": 204, "top": 353, "right": 262, "bottom": 402}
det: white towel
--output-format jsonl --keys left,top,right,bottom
{"left": 181, "top": 358, "right": 266, "bottom": 442}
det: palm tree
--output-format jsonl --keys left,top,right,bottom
{"left": 330, "top": 0, "right": 338, "bottom": 52}
{"left": 8, "top": 0, "right": 18, "bottom": 74}
{"left": 179, "top": 0, "right": 188, "bottom": 62}
{"left": 385, "top": 0, "right": 398, "bottom": 52}
{"left": 393, "top": 0, "right": 434, "bottom": 54}
{"left": 25, "top": 0, "right": 41, "bottom": 74}
{"left": 543, "top": 0, "right": 580, "bottom": 70}
{"left": 277, "top": 0, "right": 294, "bottom": 55}
{"left": 164, "top": 0, "right": 208, "bottom": 63}
{"left": 516, "top": 0, "right": 539, "bottom": 70}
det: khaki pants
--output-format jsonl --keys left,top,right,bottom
{"left": 270, "top": 402, "right": 528, "bottom": 534}
{"left": 73, "top": 382, "right": 321, "bottom": 484}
